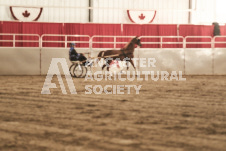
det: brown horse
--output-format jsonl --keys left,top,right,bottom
{"left": 97, "top": 36, "right": 142, "bottom": 71}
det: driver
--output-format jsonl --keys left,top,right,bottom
{"left": 69, "top": 43, "right": 87, "bottom": 64}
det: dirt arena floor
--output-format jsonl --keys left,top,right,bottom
{"left": 0, "top": 75, "right": 226, "bottom": 151}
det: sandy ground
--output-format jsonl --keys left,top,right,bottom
{"left": 0, "top": 75, "right": 226, "bottom": 151}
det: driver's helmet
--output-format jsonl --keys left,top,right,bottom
{"left": 70, "top": 43, "right": 76, "bottom": 47}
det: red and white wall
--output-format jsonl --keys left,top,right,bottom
{"left": 0, "top": 0, "right": 224, "bottom": 24}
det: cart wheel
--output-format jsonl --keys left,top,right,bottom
{"left": 73, "top": 64, "right": 84, "bottom": 78}
{"left": 80, "top": 65, "right": 88, "bottom": 78}
{"left": 69, "top": 64, "right": 76, "bottom": 77}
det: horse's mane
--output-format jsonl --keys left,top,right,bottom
{"left": 123, "top": 37, "right": 134, "bottom": 49}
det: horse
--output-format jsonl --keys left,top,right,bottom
{"left": 97, "top": 36, "right": 142, "bottom": 71}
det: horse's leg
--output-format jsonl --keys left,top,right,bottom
{"left": 102, "top": 64, "right": 107, "bottom": 70}
{"left": 129, "top": 59, "right": 136, "bottom": 71}
{"left": 126, "top": 61, "right": 129, "bottom": 70}
{"left": 101, "top": 58, "right": 111, "bottom": 71}
{"left": 106, "top": 60, "right": 112, "bottom": 71}
{"left": 122, "top": 56, "right": 130, "bottom": 71}
{"left": 101, "top": 57, "right": 108, "bottom": 70}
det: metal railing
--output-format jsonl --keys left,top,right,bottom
{"left": 139, "top": 36, "right": 184, "bottom": 48}
{"left": 90, "top": 36, "right": 136, "bottom": 49}
{"left": 1, "top": 34, "right": 226, "bottom": 49}
{"left": 213, "top": 36, "right": 226, "bottom": 48}
{"left": 185, "top": 36, "right": 213, "bottom": 48}
{"left": 41, "top": 34, "right": 90, "bottom": 48}
{"left": 0, "top": 33, "right": 40, "bottom": 47}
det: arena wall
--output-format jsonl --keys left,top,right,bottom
{"left": 1, "top": 47, "right": 226, "bottom": 76}
{"left": 138, "top": 48, "right": 226, "bottom": 75}
{"left": 185, "top": 49, "right": 213, "bottom": 75}
{"left": 137, "top": 48, "right": 185, "bottom": 74}
{"left": 0, "top": 48, "right": 40, "bottom": 75}
{"left": 214, "top": 48, "right": 226, "bottom": 75}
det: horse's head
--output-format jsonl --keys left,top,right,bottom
{"left": 123, "top": 36, "right": 142, "bottom": 52}
{"left": 132, "top": 36, "right": 142, "bottom": 47}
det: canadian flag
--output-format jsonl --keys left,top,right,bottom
{"left": 10, "top": 6, "right": 43, "bottom": 21}
{"left": 127, "top": 10, "right": 156, "bottom": 24}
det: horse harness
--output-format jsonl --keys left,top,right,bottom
{"left": 120, "top": 49, "right": 132, "bottom": 58}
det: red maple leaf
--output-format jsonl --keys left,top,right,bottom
{"left": 139, "top": 13, "right": 145, "bottom": 20}
{"left": 22, "top": 10, "right": 30, "bottom": 17}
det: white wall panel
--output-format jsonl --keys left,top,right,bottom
{"left": 0, "top": 1, "right": 4, "bottom": 21}
{"left": 92, "top": 0, "right": 189, "bottom": 24}
{"left": 214, "top": 48, "right": 226, "bottom": 75}
{"left": 215, "top": 0, "right": 226, "bottom": 23}
{"left": 191, "top": 0, "right": 215, "bottom": 24}
{"left": 185, "top": 49, "right": 213, "bottom": 75}
{"left": 0, "top": 0, "right": 221, "bottom": 24}
{"left": 0, "top": 47, "right": 225, "bottom": 75}
{"left": 0, "top": 48, "right": 40, "bottom": 75}
{"left": 0, "top": 0, "right": 89, "bottom": 23}
{"left": 137, "top": 48, "right": 185, "bottom": 73}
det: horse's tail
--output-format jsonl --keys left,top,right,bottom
{"left": 96, "top": 51, "right": 105, "bottom": 63}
